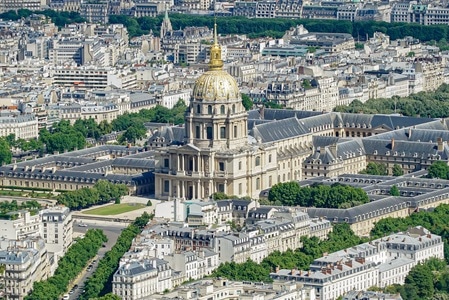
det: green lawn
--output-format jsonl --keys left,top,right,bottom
{"left": 83, "top": 203, "right": 146, "bottom": 216}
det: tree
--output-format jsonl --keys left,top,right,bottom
{"left": 392, "top": 164, "right": 404, "bottom": 177}
{"left": 25, "top": 229, "right": 107, "bottom": 300}
{"left": 268, "top": 182, "right": 301, "bottom": 206}
{"left": 360, "top": 162, "right": 388, "bottom": 176}
{"left": 404, "top": 263, "right": 435, "bottom": 299}
{"left": 118, "top": 122, "right": 147, "bottom": 144}
{"left": 91, "top": 294, "right": 121, "bottom": 300}
{"left": 241, "top": 93, "right": 254, "bottom": 111}
{"left": 390, "top": 185, "right": 400, "bottom": 196}
{"left": 428, "top": 161, "right": 449, "bottom": 179}
{"left": 0, "top": 138, "right": 12, "bottom": 166}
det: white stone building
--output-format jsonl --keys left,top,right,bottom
{"left": 0, "top": 238, "right": 50, "bottom": 300}
{"left": 112, "top": 258, "right": 172, "bottom": 300}
{"left": 40, "top": 206, "right": 73, "bottom": 261}
{"left": 0, "top": 111, "right": 38, "bottom": 140}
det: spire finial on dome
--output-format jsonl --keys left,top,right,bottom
{"left": 209, "top": 16, "right": 223, "bottom": 71}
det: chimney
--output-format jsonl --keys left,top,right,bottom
{"left": 408, "top": 127, "right": 412, "bottom": 139}
{"left": 275, "top": 266, "right": 280, "bottom": 273}
{"left": 391, "top": 138, "right": 395, "bottom": 150}
{"left": 337, "top": 264, "right": 343, "bottom": 271}
{"left": 259, "top": 105, "right": 265, "bottom": 120}
{"left": 329, "top": 144, "right": 337, "bottom": 157}
{"left": 291, "top": 268, "right": 296, "bottom": 275}
{"left": 345, "top": 260, "right": 353, "bottom": 268}
{"left": 355, "top": 257, "right": 365, "bottom": 264}
{"left": 437, "top": 137, "right": 444, "bottom": 151}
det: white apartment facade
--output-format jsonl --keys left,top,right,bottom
{"left": 0, "top": 211, "right": 40, "bottom": 240}
{"left": 112, "top": 258, "right": 172, "bottom": 300}
{"left": 0, "top": 112, "right": 38, "bottom": 140}
{"left": 40, "top": 206, "right": 73, "bottom": 260}
{"left": 51, "top": 67, "right": 137, "bottom": 90}
{"left": 0, "top": 238, "right": 50, "bottom": 300}
{"left": 271, "top": 226, "right": 444, "bottom": 300}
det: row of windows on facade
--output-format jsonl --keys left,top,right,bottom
{"left": 195, "top": 104, "right": 237, "bottom": 115}
{"left": 163, "top": 156, "right": 268, "bottom": 170}
{"left": 162, "top": 179, "right": 263, "bottom": 194}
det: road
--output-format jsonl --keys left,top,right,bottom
{"left": 68, "top": 220, "right": 127, "bottom": 300}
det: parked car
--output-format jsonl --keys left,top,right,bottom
{"left": 62, "top": 294, "right": 69, "bottom": 300}
{"left": 78, "top": 223, "right": 87, "bottom": 227}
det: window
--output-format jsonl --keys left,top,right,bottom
{"left": 232, "top": 104, "right": 235, "bottom": 113}
{"left": 239, "top": 183, "right": 242, "bottom": 194}
{"left": 269, "top": 154, "right": 272, "bottom": 163}
{"left": 196, "top": 104, "right": 201, "bottom": 114}
{"left": 218, "top": 184, "right": 225, "bottom": 193}
{"left": 164, "top": 180, "right": 170, "bottom": 193}
{"left": 269, "top": 176, "right": 272, "bottom": 187}
{"left": 208, "top": 105, "right": 212, "bottom": 114}
{"left": 164, "top": 158, "right": 169, "bottom": 168}
{"left": 195, "top": 126, "right": 200, "bottom": 139}
{"left": 207, "top": 126, "right": 213, "bottom": 139}
{"left": 219, "top": 162, "right": 225, "bottom": 171}
{"left": 239, "top": 161, "right": 242, "bottom": 170}
{"left": 234, "top": 125, "right": 237, "bottom": 138}
{"left": 255, "top": 156, "right": 261, "bottom": 166}
{"left": 256, "top": 177, "right": 260, "bottom": 189}
{"left": 220, "top": 105, "right": 225, "bottom": 114}
{"left": 220, "top": 127, "right": 226, "bottom": 139}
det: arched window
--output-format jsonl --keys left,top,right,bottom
{"left": 207, "top": 105, "right": 212, "bottom": 114}
{"left": 220, "top": 105, "right": 225, "bottom": 114}
{"left": 256, "top": 177, "right": 260, "bottom": 189}
{"left": 255, "top": 156, "right": 261, "bottom": 166}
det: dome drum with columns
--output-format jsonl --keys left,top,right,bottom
{"left": 154, "top": 21, "right": 278, "bottom": 201}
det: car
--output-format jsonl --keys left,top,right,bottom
{"left": 87, "top": 267, "right": 92, "bottom": 271}
{"left": 62, "top": 294, "right": 70, "bottom": 300}
{"left": 73, "top": 284, "right": 78, "bottom": 289}
{"left": 69, "top": 290, "right": 74, "bottom": 294}
{"left": 102, "top": 244, "right": 106, "bottom": 247}
{"left": 78, "top": 223, "right": 87, "bottom": 227}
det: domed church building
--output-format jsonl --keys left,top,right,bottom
{"left": 154, "top": 23, "right": 278, "bottom": 200}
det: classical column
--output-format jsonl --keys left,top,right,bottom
{"left": 197, "top": 180, "right": 201, "bottom": 199}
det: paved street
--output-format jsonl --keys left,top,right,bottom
{"left": 67, "top": 220, "right": 127, "bottom": 300}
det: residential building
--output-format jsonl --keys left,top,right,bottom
{"left": 0, "top": 238, "right": 50, "bottom": 300}
{"left": 271, "top": 227, "right": 444, "bottom": 300}
{"left": 40, "top": 206, "right": 73, "bottom": 260}
{"left": 0, "top": 211, "right": 41, "bottom": 240}
{"left": 112, "top": 258, "right": 172, "bottom": 300}
{"left": 0, "top": 111, "right": 38, "bottom": 140}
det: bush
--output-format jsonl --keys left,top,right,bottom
{"left": 146, "top": 200, "right": 152, "bottom": 206}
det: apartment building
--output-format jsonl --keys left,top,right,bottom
{"left": 0, "top": 0, "right": 44, "bottom": 13}
{"left": 113, "top": 258, "right": 172, "bottom": 300}
{"left": 0, "top": 111, "right": 38, "bottom": 140}
{"left": 79, "top": 1, "right": 109, "bottom": 24}
{"left": 51, "top": 67, "right": 137, "bottom": 90}
{"left": 40, "top": 206, "right": 73, "bottom": 261}
{"left": 0, "top": 238, "right": 50, "bottom": 300}
{"left": 0, "top": 211, "right": 41, "bottom": 240}
{"left": 271, "top": 227, "right": 443, "bottom": 300}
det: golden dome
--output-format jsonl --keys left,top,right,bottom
{"left": 192, "top": 70, "right": 240, "bottom": 102}
{"left": 191, "top": 21, "right": 240, "bottom": 102}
